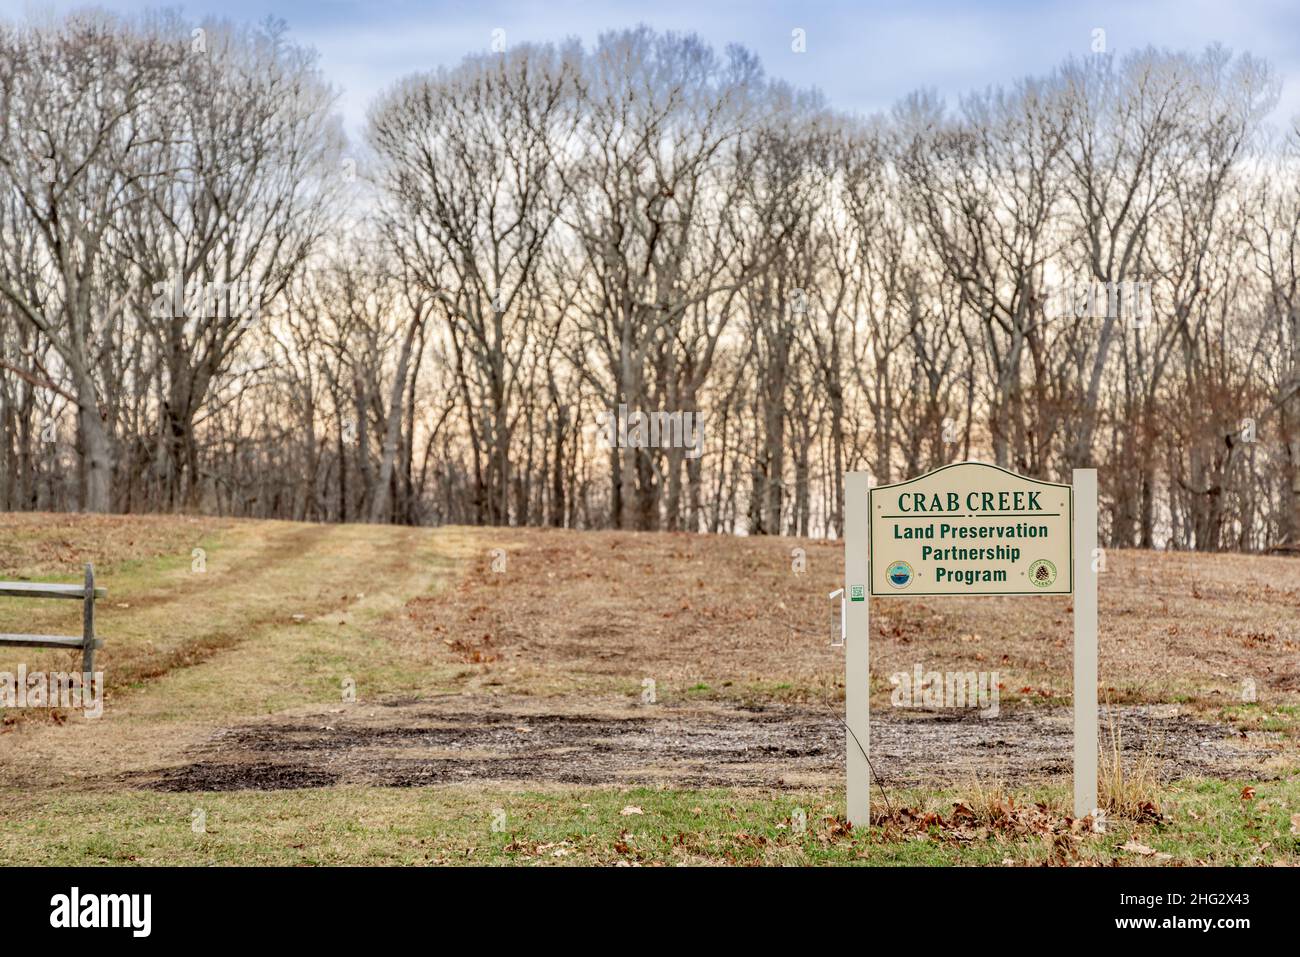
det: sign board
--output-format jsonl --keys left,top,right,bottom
{"left": 843, "top": 462, "right": 1098, "bottom": 826}
{"left": 868, "top": 462, "right": 1072, "bottom": 596}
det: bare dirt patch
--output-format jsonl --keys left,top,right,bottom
{"left": 137, "top": 696, "right": 1273, "bottom": 793}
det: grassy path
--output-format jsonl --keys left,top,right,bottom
{"left": 0, "top": 519, "right": 475, "bottom": 789}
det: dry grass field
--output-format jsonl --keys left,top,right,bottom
{"left": 0, "top": 513, "right": 1297, "bottom": 865}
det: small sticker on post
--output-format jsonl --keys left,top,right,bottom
{"left": 849, "top": 584, "right": 865, "bottom": 602}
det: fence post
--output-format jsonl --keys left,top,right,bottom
{"left": 82, "top": 563, "right": 96, "bottom": 680}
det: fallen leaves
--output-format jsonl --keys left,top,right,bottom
{"left": 1120, "top": 840, "right": 1156, "bottom": 856}
{"left": 1118, "top": 839, "right": 1172, "bottom": 862}
{"left": 871, "top": 796, "right": 1170, "bottom": 866}
{"left": 440, "top": 633, "right": 501, "bottom": 663}
{"left": 818, "top": 815, "right": 853, "bottom": 842}
{"left": 503, "top": 838, "right": 577, "bottom": 859}
{"left": 1130, "top": 801, "right": 1164, "bottom": 825}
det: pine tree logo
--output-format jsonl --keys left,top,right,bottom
{"left": 1028, "top": 559, "right": 1057, "bottom": 588}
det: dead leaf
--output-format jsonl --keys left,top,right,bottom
{"left": 620, "top": 805, "right": 644, "bottom": 816}
{"left": 951, "top": 802, "right": 977, "bottom": 822}
{"left": 1120, "top": 840, "right": 1157, "bottom": 856}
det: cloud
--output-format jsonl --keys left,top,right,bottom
{"left": 11, "top": 0, "right": 1300, "bottom": 132}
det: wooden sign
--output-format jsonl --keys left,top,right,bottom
{"left": 844, "top": 462, "right": 1098, "bottom": 826}
{"left": 868, "top": 462, "right": 1072, "bottom": 596}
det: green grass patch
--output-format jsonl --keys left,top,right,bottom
{"left": 2, "top": 775, "right": 1295, "bottom": 866}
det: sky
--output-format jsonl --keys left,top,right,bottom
{"left": 7, "top": 0, "right": 1300, "bottom": 141}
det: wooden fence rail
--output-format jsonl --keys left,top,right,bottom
{"left": 0, "top": 563, "right": 105, "bottom": 675}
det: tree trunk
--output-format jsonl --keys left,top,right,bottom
{"left": 369, "top": 318, "right": 421, "bottom": 523}
{"left": 76, "top": 377, "right": 112, "bottom": 513}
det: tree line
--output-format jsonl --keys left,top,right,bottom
{"left": 2, "top": 11, "right": 1298, "bottom": 551}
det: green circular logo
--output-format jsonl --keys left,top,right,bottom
{"left": 1028, "top": 559, "right": 1057, "bottom": 588}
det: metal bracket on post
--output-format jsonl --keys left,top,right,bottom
{"left": 829, "top": 589, "right": 845, "bottom": 646}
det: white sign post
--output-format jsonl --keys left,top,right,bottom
{"left": 844, "top": 462, "right": 1099, "bottom": 825}
{"left": 845, "top": 472, "right": 871, "bottom": 825}
{"left": 1072, "top": 468, "right": 1098, "bottom": 818}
